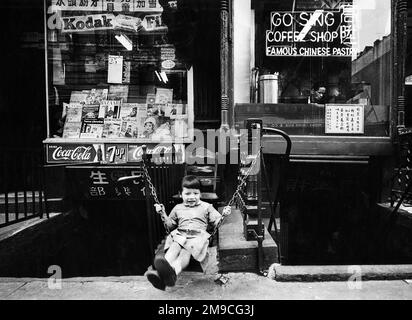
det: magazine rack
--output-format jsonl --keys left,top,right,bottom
{"left": 43, "top": 0, "right": 194, "bottom": 171}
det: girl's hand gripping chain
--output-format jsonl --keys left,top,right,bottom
{"left": 154, "top": 204, "right": 167, "bottom": 221}
{"left": 154, "top": 203, "right": 165, "bottom": 214}
{"left": 222, "top": 206, "right": 232, "bottom": 217}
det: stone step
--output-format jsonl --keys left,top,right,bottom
{"left": 269, "top": 264, "right": 412, "bottom": 282}
{"left": 217, "top": 208, "right": 279, "bottom": 273}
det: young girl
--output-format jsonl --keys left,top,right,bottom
{"left": 145, "top": 175, "right": 231, "bottom": 290}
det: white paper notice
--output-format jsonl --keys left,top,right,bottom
{"left": 325, "top": 104, "right": 364, "bottom": 134}
{"left": 108, "top": 55, "right": 123, "bottom": 84}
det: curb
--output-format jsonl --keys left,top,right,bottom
{"left": 269, "top": 263, "right": 412, "bottom": 282}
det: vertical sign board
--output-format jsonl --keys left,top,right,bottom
{"left": 266, "top": 4, "right": 355, "bottom": 57}
{"left": 325, "top": 104, "right": 364, "bottom": 134}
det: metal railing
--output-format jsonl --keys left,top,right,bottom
{"left": 0, "top": 147, "right": 48, "bottom": 228}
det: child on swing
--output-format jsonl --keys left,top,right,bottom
{"left": 145, "top": 175, "right": 231, "bottom": 290}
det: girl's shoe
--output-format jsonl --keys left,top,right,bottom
{"left": 144, "top": 270, "right": 166, "bottom": 291}
{"left": 154, "top": 256, "right": 177, "bottom": 286}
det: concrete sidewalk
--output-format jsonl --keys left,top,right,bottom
{"left": 1, "top": 272, "right": 412, "bottom": 300}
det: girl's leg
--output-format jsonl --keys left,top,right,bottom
{"left": 164, "top": 242, "right": 182, "bottom": 265}
{"left": 155, "top": 242, "right": 181, "bottom": 286}
{"left": 170, "top": 248, "right": 191, "bottom": 275}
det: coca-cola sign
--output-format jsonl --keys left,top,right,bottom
{"left": 128, "top": 144, "right": 176, "bottom": 163}
{"left": 47, "top": 144, "right": 98, "bottom": 163}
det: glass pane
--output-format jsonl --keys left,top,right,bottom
{"left": 45, "top": 0, "right": 193, "bottom": 142}
{"left": 252, "top": 0, "right": 391, "bottom": 136}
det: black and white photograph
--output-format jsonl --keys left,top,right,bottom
{"left": 1, "top": 0, "right": 412, "bottom": 309}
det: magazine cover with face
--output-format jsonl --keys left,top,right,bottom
{"left": 140, "top": 116, "right": 158, "bottom": 139}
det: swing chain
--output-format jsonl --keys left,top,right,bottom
{"left": 141, "top": 161, "right": 170, "bottom": 234}
{"left": 142, "top": 161, "right": 160, "bottom": 205}
{"left": 228, "top": 148, "right": 261, "bottom": 208}
{"left": 210, "top": 148, "right": 261, "bottom": 237}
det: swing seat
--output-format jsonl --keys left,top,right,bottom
{"left": 154, "top": 239, "right": 204, "bottom": 273}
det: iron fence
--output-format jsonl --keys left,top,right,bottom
{"left": 0, "top": 147, "right": 48, "bottom": 228}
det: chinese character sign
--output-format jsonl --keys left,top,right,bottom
{"left": 68, "top": 167, "right": 146, "bottom": 199}
{"left": 50, "top": 0, "right": 162, "bottom": 12}
{"left": 325, "top": 104, "right": 364, "bottom": 134}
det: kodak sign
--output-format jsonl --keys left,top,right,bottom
{"left": 61, "top": 14, "right": 116, "bottom": 33}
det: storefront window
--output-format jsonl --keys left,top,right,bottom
{"left": 45, "top": 0, "right": 193, "bottom": 143}
{"left": 253, "top": 0, "right": 391, "bottom": 136}
{"left": 406, "top": 1, "right": 412, "bottom": 126}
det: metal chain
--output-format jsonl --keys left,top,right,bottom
{"left": 141, "top": 161, "right": 170, "bottom": 234}
{"left": 210, "top": 148, "right": 262, "bottom": 237}
{"left": 228, "top": 148, "right": 262, "bottom": 207}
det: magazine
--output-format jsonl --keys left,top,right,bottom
{"left": 139, "top": 116, "right": 158, "bottom": 139}
{"left": 101, "top": 100, "right": 121, "bottom": 119}
{"left": 81, "top": 104, "right": 104, "bottom": 120}
{"left": 119, "top": 103, "right": 146, "bottom": 120}
{"left": 147, "top": 103, "right": 164, "bottom": 117}
{"left": 62, "top": 122, "right": 81, "bottom": 139}
{"left": 171, "top": 118, "right": 189, "bottom": 139}
{"left": 85, "top": 88, "right": 108, "bottom": 104}
{"left": 102, "top": 119, "right": 122, "bottom": 138}
{"left": 120, "top": 120, "right": 138, "bottom": 138}
{"left": 155, "top": 88, "right": 173, "bottom": 104}
{"left": 108, "top": 85, "right": 129, "bottom": 102}
{"left": 69, "top": 91, "right": 89, "bottom": 104}
{"left": 152, "top": 116, "right": 173, "bottom": 140}
{"left": 80, "top": 119, "right": 104, "bottom": 139}
{"left": 63, "top": 103, "right": 83, "bottom": 122}
{"left": 164, "top": 103, "right": 186, "bottom": 118}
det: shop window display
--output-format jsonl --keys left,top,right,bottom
{"left": 45, "top": 0, "right": 193, "bottom": 143}
{"left": 248, "top": 0, "right": 392, "bottom": 136}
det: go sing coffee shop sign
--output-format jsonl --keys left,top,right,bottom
{"left": 266, "top": 7, "right": 355, "bottom": 57}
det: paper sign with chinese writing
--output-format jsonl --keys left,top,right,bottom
{"left": 325, "top": 104, "right": 364, "bottom": 134}
{"left": 108, "top": 55, "right": 123, "bottom": 84}
{"left": 103, "top": 0, "right": 162, "bottom": 12}
{"left": 51, "top": 0, "right": 162, "bottom": 12}
{"left": 51, "top": 0, "right": 104, "bottom": 12}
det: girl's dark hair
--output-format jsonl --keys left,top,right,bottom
{"left": 182, "top": 175, "right": 201, "bottom": 190}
